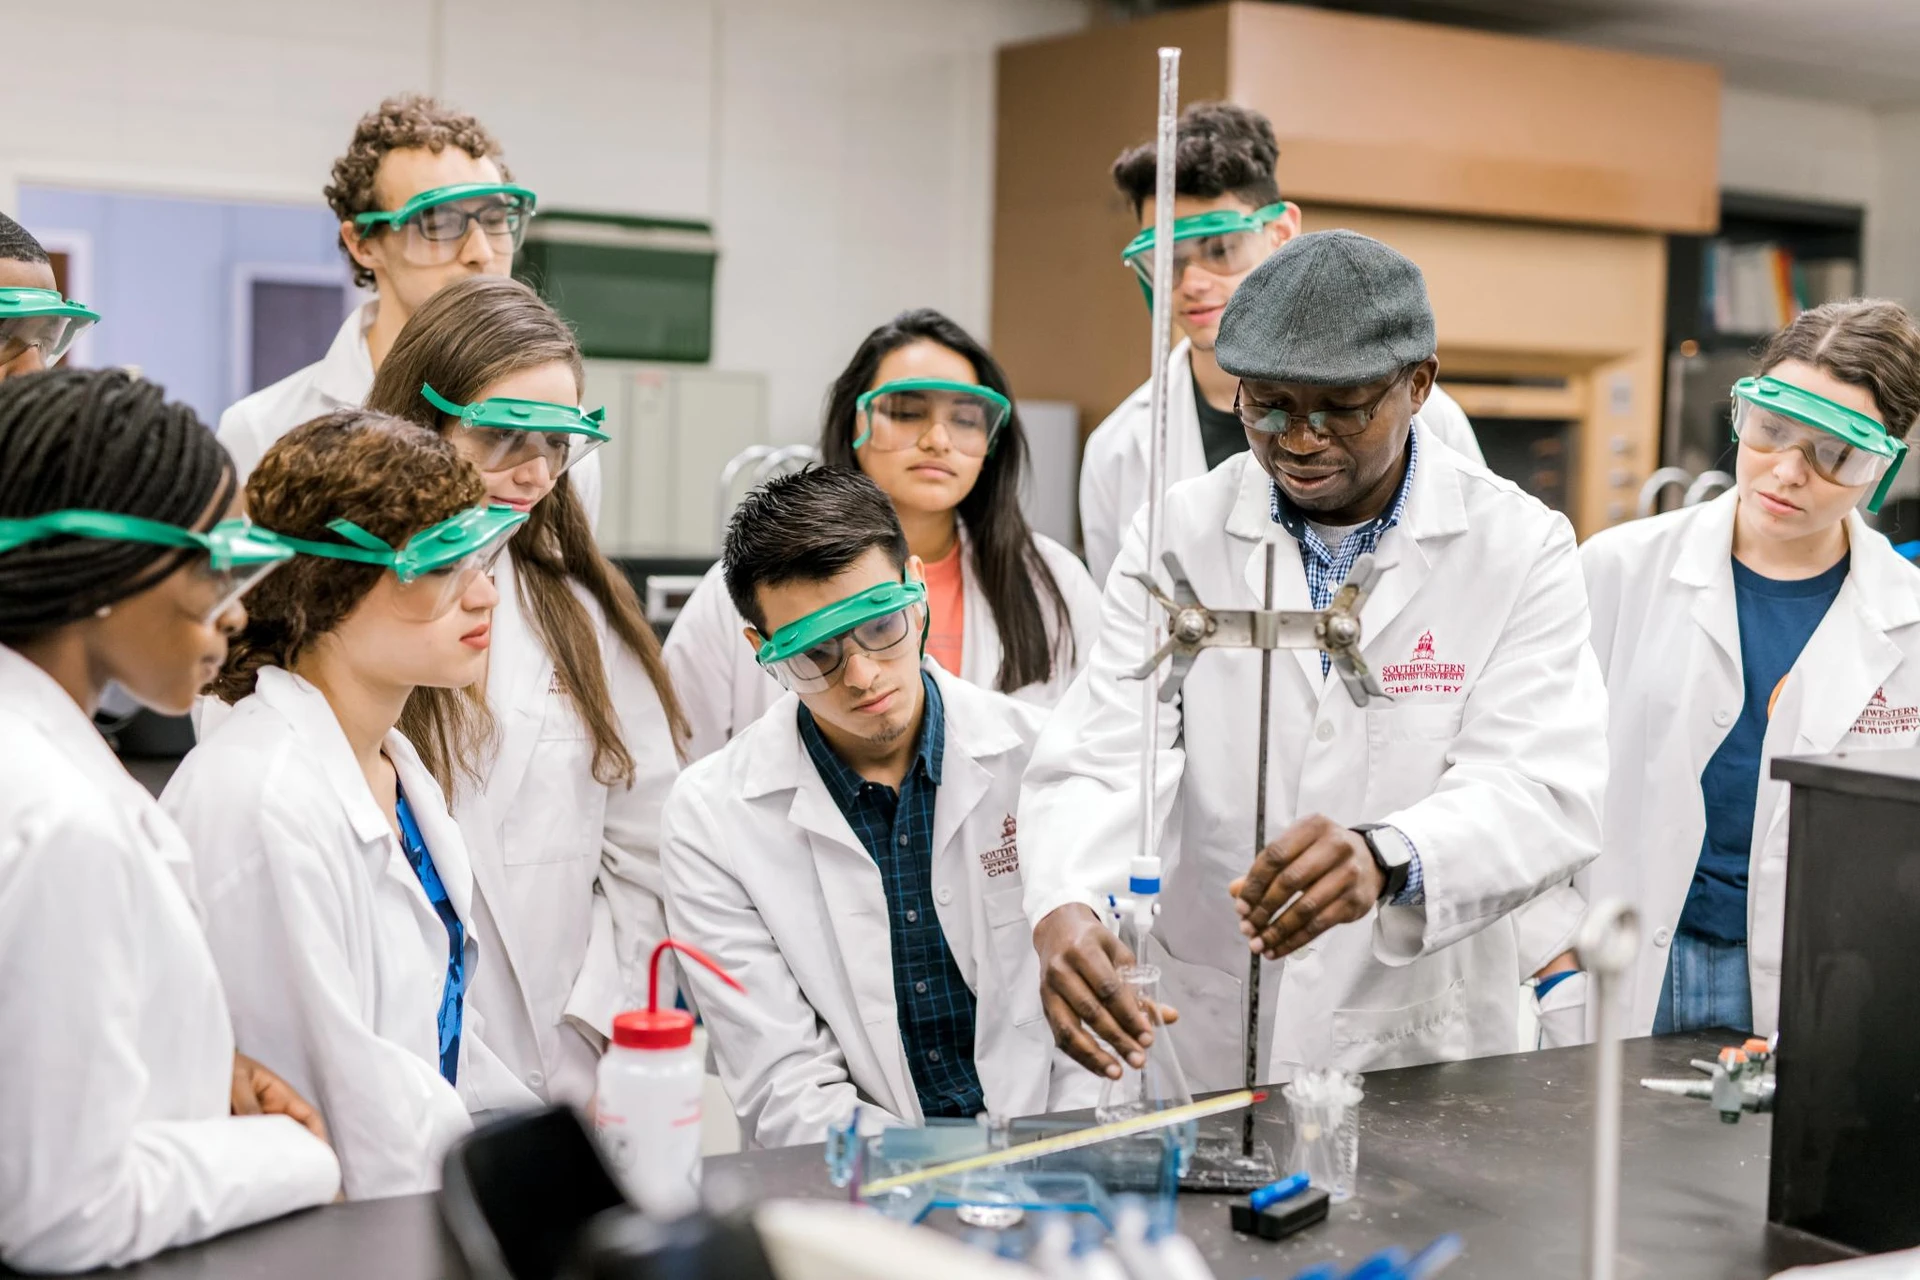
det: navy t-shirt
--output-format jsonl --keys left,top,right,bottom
{"left": 1679, "top": 554, "right": 1849, "bottom": 943}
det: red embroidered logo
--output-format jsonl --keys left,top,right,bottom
{"left": 1377, "top": 630, "right": 1468, "bottom": 695}
{"left": 1850, "top": 687, "right": 1920, "bottom": 737}
{"left": 981, "top": 814, "right": 1020, "bottom": 878}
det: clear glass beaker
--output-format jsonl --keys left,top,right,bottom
{"left": 1283, "top": 1071, "right": 1363, "bottom": 1202}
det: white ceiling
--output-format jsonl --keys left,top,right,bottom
{"left": 1238, "top": 0, "right": 1920, "bottom": 106}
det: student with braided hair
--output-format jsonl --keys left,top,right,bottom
{"left": 0, "top": 368, "right": 339, "bottom": 1272}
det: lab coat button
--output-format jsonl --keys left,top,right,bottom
{"left": 1315, "top": 722, "right": 1335, "bottom": 742}
{"left": 1714, "top": 708, "right": 1733, "bottom": 727}
{"left": 1654, "top": 927, "right": 1672, "bottom": 948}
{"left": 936, "top": 887, "right": 953, "bottom": 905}
{"left": 528, "top": 1070, "right": 545, "bottom": 1088}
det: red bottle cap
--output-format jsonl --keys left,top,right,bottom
{"left": 608, "top": 939, "right": 745, "bottom": 1052}
{"left": 612, "top": 1008, "right": 695, "bottom": 1050}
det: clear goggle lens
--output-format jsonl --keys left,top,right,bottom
{"left": 0, "top": 313, "right": 92, "bottom": 368}
{"left": 390, "top": 194, "right": 532, "bottom": 263}
{"left": 449, "top": 421, "right": 605, "bottom": 478}
{"left": 857, "top": 390, "right": 1008, "bottom": 457}
{"left": 762, "top": 605, "right": 921, "bottom": 693}
{"left": 390, "top": 535, "right": 512, "bottom": 623}
{"left": 186, "top": 556, "right": 287, "bottom": 625}
{"left": 1732, "top": 400, "right": 1892, "bottom": 488}
{"left": 1124, "top": 226, "right": 1268, "bottom": 289}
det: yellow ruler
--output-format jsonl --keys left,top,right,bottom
{"left": 856, "top": 1089, "right": 1265, "bottom": 1197}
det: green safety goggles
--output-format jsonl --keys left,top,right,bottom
{"left": 270, "top": 503, "right": 527, "bottom": 621}
{"left": 1730, "top": 376, "right": 1908, "bottom": 513}
{"left": 1120, "top": 201, "right": 1291, "bottom": 304}
{"left": 352, "top": 183, "right": 537, "bottom": 263}
{"left": 0, "top": 511, "right": 293, "bottom": 622}
{"left": 422, "top": 383, "right": 609, "bottom": 478}
{"left": 754, "top": 578, "right": 928, "bottom": 693}
{"left": 0, "top": 287, "right": 100, "bottom": 369}
{"left": 853, "top": 378, "right": 1012, "bottom": 457}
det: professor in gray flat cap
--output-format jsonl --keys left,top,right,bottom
{"left": 1023, "top": 230, "right": 1610, "bottom": 1086}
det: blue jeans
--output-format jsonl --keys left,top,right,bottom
{"left": 1652, "top": 929, "right": 1752, "bottom": 1035}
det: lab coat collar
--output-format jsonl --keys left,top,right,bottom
{"left": 740, "top": 660, "right": 1022, "bottom": 805}
{"left": 0, "top": 644, "right": 131, "bottom": 791}
{"left": 250, "top": 666, "right": 404, "bottom": 848}
{"left": 1223, "top": 424, "right": 1465, "bottom": 697}
{"left": 309, "top": 299, "right": 378, "bottom": 409}
{"left": 475, "top": 551, "right": 549, "bottom": 819}
{"left": 1779, "top": 512, "right": 1920, "bottom": 756}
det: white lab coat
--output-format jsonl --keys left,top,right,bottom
{"left": 1077, "top": 340, "right": 1486, "bottom": 585}
{"left": 1023, "top": 435, "right": 1608, "bottom": 1088}
{"left": 161, "top": 667, "right": 536, "bottom": 1201}
{"left": 661, "top": 662, "right": 1102, "bottom": 1149}
{"left": 0, "top": 647, "right": 339, "bottom": 1273}
{"left": 454, "top": 553, "right": 682, "bottom": 1106}
{"left": 216, "top": 299, "right": 600, "bottom": 521}
{"left": 663, "top": 528, "right": 1103, "bottom": 761}
{"left": 1579, "top": 491, "right": 1920, "bottom": 1036}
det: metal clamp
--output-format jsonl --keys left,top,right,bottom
{"left": 1125, "top": 549, "right": 1387, "bottom": 707}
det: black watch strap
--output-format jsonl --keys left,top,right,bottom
{"left": 1352, "top": 823, "right": 1412, "bottom": 902}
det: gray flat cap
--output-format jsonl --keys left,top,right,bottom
{"left": 1215, "top": 230, "right": 1436, "bottom": 386}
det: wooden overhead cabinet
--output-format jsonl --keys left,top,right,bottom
{"left": 992, "top": 2, "right": 1721, "bottom": 538}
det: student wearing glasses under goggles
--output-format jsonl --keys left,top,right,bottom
{"left": 0, "top": 369, "right": 339, "bottom": 1272}
{"left": 1079, "top": 103, "right": 1483, "bottom": 585}
{"left": 216, "top": 96, "right": 601, "bottom": 528}
{"left": 163, "top": 410, "right": 540, "bottom": 1202}
{"left": 1579, "top": 298, "right": 1920, "bottom": 1043}
{"left": 666, "top": 308, "right": 1101, "bottom": 761}
{"left": 365, "top": 275, "right": 691, "bottom": 1108}
{"left": 659, "top": 468, "right": 1101, "bottom": 1149}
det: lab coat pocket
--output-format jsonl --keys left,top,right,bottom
{"left": 503, "top": 722, "right": 598, "bottom": 868}
{"left": 1331, "top": 977, "right": 1468, "bottom": 1072}
{"left": 985, "top": 884, "right": 1045, "bottom": 1028}
{"left": 1363, "top": 705, "right": 1465, "bottom": 816}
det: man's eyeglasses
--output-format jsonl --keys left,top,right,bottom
{"left": 1233, "top": 369, "right": 1413, "bottom": 440}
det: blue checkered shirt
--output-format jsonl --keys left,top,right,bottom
{"left": 797, "top": 671, "right": 986, "bottom": 1119}
{"left": 1267, "top": 432, "right": 1426, "bottom": 908}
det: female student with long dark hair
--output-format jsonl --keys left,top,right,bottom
{"left": 365, "top": 275, "right": 688, "bottom": 1106}
{"left": 0, "top": 368, "right": 338, "bottom": 1271}
{"left": 667, "top": 308, "right": 1101, "bottom": 758}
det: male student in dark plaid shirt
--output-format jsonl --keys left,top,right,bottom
{"left": 660, "top": 469, "right": 1097, "bottom": 1149}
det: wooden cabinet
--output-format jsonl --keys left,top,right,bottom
{"left": 992, "top": 1, "right": 1720, "bottom": 538}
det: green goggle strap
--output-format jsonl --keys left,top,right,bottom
{"left": 0, "top": 287, "right": 101, "bottom": 325}
{"left": 421, "top": 383, "right": 610, "bottom": 440}
{"left": 0, "top": 512, "right": 292, "bottom": 570}
{"left": 1731, "top": 375, "right": 1909, "bottom": 512}
{"left": 1119, "top": 201, "right": 1292, "bottom": 265}
{"left": 270, "top": 504, "right": 527, "bottom": 583}
{"left": 852, "top": 378, "right": 1013, "bottom": 451}
{"left": 755, "top": 579, "right": 929, "bottom": 668}
{"left": 352, "top": 183, "right": 538, "bottom": 234}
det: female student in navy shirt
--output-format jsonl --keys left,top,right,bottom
{"left": 1580, "top": 299, "right": 1920, "bottom": 1037}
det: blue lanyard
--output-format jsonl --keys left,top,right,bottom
{"left": 395, "top": 786, "right": 465, "bottom": 1085}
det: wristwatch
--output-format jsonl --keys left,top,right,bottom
{"left": 1352, "top": 824, "right": 1415, "bottom": 902}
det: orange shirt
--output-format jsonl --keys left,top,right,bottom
{"left": 922, "top": 540, "right": 966, "bottom": 677}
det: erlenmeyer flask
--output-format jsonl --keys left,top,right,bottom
{"left": 1096, "top": 964, "right": 1194, "bottom": 1122}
